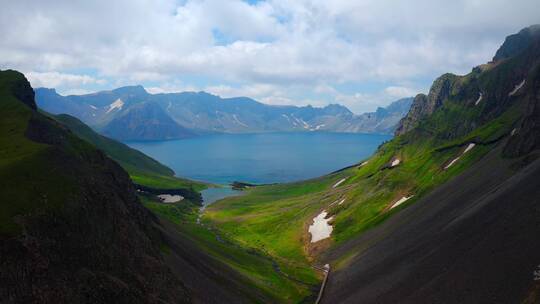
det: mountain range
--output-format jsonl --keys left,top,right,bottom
{"left": 35, "top": 86, "right": 412, "bottom": 141}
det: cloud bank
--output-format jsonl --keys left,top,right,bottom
{"left": 1, "top": 0, "right": 538, "bottom": 113}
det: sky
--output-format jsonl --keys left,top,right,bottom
{"left": 1, "top": 0, "right": 538, "bottom": 113}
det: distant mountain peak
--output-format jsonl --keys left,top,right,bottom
{"left": 493, "top": 24, "right": 540, "bottom": 62}
{"left": 1, "top": 69, "right": 37, "bottom": 110}
{"left": 112, "top": 84, "right": 147, "bottom": 95}
{"left": 35, "top": 84, "right": 413, "bottom": 138}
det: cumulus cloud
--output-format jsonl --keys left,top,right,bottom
{"left": 1, "top": 0, "right": 538, "bottom": 113}
{"left": 26, "top": 71, "right": 106, "bottom": 89}
{"left": 384, "top": 86, "right": 420, "bottom": 99}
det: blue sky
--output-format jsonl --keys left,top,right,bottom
{"left": 1, "top": 0, "right": 538, "bottom": 113}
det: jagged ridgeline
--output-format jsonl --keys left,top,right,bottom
{"left": 35, "top": 86, "right": 412, "bottom": 141}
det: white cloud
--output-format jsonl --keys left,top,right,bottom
{"left": 146, "top": 82, "right": 200, "bottom": 94}
{"left": 1, "top": 0, "right": 538, "bottom": 113}
{"left": 384, "top": 86, "right": 420, "bottom": 99}
{"left": 25, "top": 71, "right": 105, "bottom": 89}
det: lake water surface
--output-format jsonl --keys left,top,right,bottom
{"left": 127, "top": 132, "right": 391, "bottom": 185}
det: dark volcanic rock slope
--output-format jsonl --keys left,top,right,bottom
{"left": 0, "top": 70, "right": 190, "bottom": 303}
{"left": 322, "top": 25, "right": 540, "bottom": 304}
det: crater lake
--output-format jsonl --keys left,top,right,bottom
{"left": 127, "top": 132, "right": 391, "bottom": 185}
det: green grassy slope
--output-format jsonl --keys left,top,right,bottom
{"left": 51, "top": 113, "right": 207, "bottom": 191}
{"left": 42, "top": 93, "right": 318, "bottom": 301}
{"left": 204, "top": 30, "right": 536, "bottom": 284}
{"left": 0, "top": 71, "right": 80, "bottom": 236}
{"left": 142, "top": 195, "right": 322, "bottom": 303}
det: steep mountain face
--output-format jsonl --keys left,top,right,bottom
{"left": 102, "top": 101, "right": 194, "bottom": 141}
{"left": 35, "top": 87, "right": 411, "bottom": 140}
{"left": 0, "top": 70, "right": 190, "bottom": 303}
{"left": 493, "top": 24, "right": 540, "bottom": 61}
{"left": 318, "top": 24, "right": 540, "bottom": 303}
{"left": 396, "top": 25, "right": 540, "bottom": 139}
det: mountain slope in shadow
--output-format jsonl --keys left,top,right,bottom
{"left": 0, "top": 70, "right": 267, "bottom": 303}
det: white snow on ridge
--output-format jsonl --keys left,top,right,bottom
{"left": 106, "top": 98, "right": 124, "bottom": 113}
{"left": 390, "top": 196, "right": 413, "bottom": 209}
{"left": 444, "top": 157, "right": 461, "bottom": 170}
{"left": 391, "top": 159, "right": 401, "bottom": 167}
{"left": 332, "top": 178, "right": 347, "bottom": 188}
{"left": 338, "top": 198, "right": 346, "bottom": 205}
{"left": 309, "top": 210, "right": 333, "bottom": 243}
{"left": 360, "top": 161, "right": 369, "bottom": 167}
{"left": 509, "top": 80, "right": 525, "bottom": 96}
{"left": 463, "top": 143, "right": 476, "bottom": 153}
{"left": 232, "top": 114, "right": 248, "bottom": 127}
{"left": 511, "top": 128, "right": 518, "bottom": 136}
{"left": 444, "top": 143, "right": 476, "bottom": 169}
{"left": 475, "top": 92, "right": 483, "bottom": 106}
{"left": 310, "top": 124, "right": 325, "bottom": 131}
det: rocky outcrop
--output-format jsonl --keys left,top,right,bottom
{"left": 394, "top": 94, "right": 428, "bottom": 135}
{"left": 0, "top": 69, "right": 36, "bottom": 110}
{"left": 395, "top": 74, "right": 458, "bottom": 136}
{"left": 493, "top": 24, "right": 540, "bottom": 62}
{"left": 395, "top": 73, "right": 458, "bottom": 136}
{"left": 396, "top": 25, "right": 540, "bottom": 139}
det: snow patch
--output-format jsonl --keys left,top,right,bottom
{"left": 232, "top": 114, "right": 248, "bottom": 127}
{"left": 390, "top": 196, "right": 413, "bottom": 209}
{"left": 509, "top": 80, "right": 525, "bottom": 96}
{"left": 444, "top": 157, "right": 461, "bottom": 170}
{"left": 309, "top": 210, "right": 333, "bottom": 243}
{"left": 332, "top": 178, "right": 347, "bottom": 188}
{"left": 511, "top": 128, "right": 518, "bottom": 136}
{"left": 475, "top": 92, "right": 483, "bottom": 106}
{"left": 157, "top": 194, "right": 184, "bottom": 203}
{"left": 391, "top": 159, "right": 401, "bottom": 167}
{"left": 338, "top": 198, "right": 346, "bottom": 205}
{"left": 444, "top": 143, "right": 476, "bottom": 169}
{"left": 89, "top": 105, "right": 97, "bottom": 110}
{"left": 360, "top": 161, "right": 369, "bottom": 167}
{"left": 463, "top": 143, "right": 476, "bottom": 153}
{"left": 106, "top": 98, "right": 124, "bottom": 113}
{"left": 310, "top": 124, "right": 325, "bottom": 131}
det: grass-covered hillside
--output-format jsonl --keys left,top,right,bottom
{"left": 204, "top": 25, "right": 540, "bottom": 296}
{"left": 1, "top": 69, "right": 296, "bottom": 303}
{"left": 51, "top": 113, "right": 207, "bottom": 192}
{"left": 0, "top": 69, "right": 193, "bottom": 302}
